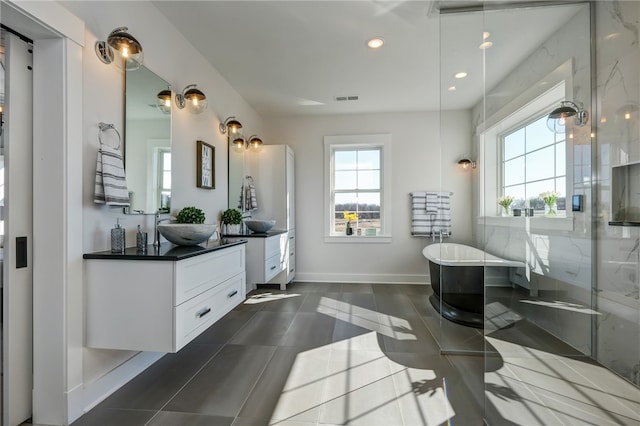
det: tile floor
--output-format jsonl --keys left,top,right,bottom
{"left": 25, "top": 282, "right": 640, "bottom": 425}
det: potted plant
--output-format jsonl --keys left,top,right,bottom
{"left": 176, "top": 206, "right": 206, "bottom": 224}
{"left": 343, "top": 210, "right": 358, "bottom": 235}
{"left": 497, "top": 195, "right": 514, "bottom": 217}
{"left": 221, "top": 208, "right": 243, "bottom": 234}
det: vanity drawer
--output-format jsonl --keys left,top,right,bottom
{"left": 264, "top": 253, "right": 284, "bottom": 282}
{"left": 175, "top": 272, "right": 245, "bottom": 351}
{"left": 175, "top": 244, "right": 244, "bottom": 305}
{"left": 265, "top": 233, "right": 286, "bottom": 260}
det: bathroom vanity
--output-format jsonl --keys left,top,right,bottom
{"left": 225, "top": 230, "right": 291, "bottom": 291}
{"left": 83, "top": 240, "right": 246, "bottom": 352}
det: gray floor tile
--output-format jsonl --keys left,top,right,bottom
{"left": 278, "top": 312, "right": 336, "bottom": 349}
{"left": 238, "top": 346, "right": 330, "bottom": 423}
{"left": 338, "top": 292, "right": 377, "bottom": 310}
{"left": 164, "top": 344, "right": 276, "bottom": 417}
{"left": 341, "top": 282, "right": 374, "bottom": 293}
{"left": 70, "top": 408, "right": 155, "bottom": 426}
{"left": 99, "top": 343, "right": 223, "bottom": 410}
{"left": 148, "top": 411, "right": 234, "bottom": 426}
{"left": 287, "top": 281, "right": 342, "bottom": 293}
{"left": 378, "top": 314, "right": 441, "bottom": 354}
{"left": 230, "top": 311, "right": 296, "bottom": 346}
{"left": 192, "top": 310, "right": 257, "bottom": 344}
{"left": 373, "top": 293, "right": 420, "bottom": 319}
{"left": 298, "top": 292, "right": 341, "bottom": 313}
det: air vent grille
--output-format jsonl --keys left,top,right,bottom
{"left": 335, "top": 95, "right": 359, "bottom": 102}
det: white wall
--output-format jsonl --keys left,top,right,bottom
{"left": 265, "top": 110, "right": 473, "bottom": 284}
{"left": 57, "top": 0, "right": 265, "bottom": 418}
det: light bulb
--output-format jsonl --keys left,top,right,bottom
{"left": 164, "top": 99, "right": 170, "bottom": 107}
{"left": 625, "top": 112, "right": 631, "bottom": 120}
{"left": 559, "top": 117, "right": 566, "bottom": 126}
{"left": 121, "top": 45, "right": 129, "bottom": 58}
{"left": 192, "top": 97, "right": 199, "bottom": 107}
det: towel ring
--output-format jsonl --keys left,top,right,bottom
{"left": 98, "top": 122, "right": 121, "bottom": 150}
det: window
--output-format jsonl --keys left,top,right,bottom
{"left": 502, "top": 114, "right": 566, "bottom": 213}
{"left": 324, "top": 134, "right": 392, "bottom": 241}
{"left": 157, "top": 148, "right": 171, "bottom": 210}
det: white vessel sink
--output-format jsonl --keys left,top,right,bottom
{"left": 158, "top": 223, "right": 216, "bottom": 246}
{"left": 245, "top": 219, "right": 276, "bottom": 233}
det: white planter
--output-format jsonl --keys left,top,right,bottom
{"left": 226, "top": 224, "right": 241, "bottom": 235}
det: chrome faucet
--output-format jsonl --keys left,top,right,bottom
{"left": 153, "top": 211, "right": 172, "bottom": 247}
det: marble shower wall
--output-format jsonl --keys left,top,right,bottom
{"left": 470, "top": 5, "right": 594, "bottom": 353}
{"left": 595, "top": 1, "right": 640, "bottom": 387}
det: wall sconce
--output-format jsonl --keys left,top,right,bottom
{"left": 219, "top": 116, "right": 243, "bottom": 135}
{"left": 547, "top": 100, "right": 588, "bottom": 133}
{"left": 95, "top": 27, "right": 144, "bottom": 71}
{"left": 232, "top": 135, "right": 263, "bottom": 153}
{"left": 156, "top": 89, "right": 171, "bottom": 115}
{"left": 175, "top": 84, "right": 207, "bottom": 114}
{"left": 457, "top": 156, "right": 476, "bottom": 169}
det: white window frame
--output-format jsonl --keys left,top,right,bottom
{"left": 324, "top": 134, "right": 392, "bottom": 243}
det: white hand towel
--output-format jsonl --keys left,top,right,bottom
{"left": 94, "top": 144, "right": 130, "bottom": 206}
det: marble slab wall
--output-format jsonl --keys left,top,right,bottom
{"left": 595, "top": 0, "right": 640, "bottom": 387}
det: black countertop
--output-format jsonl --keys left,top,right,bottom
{"left": 83, "top": 239, "right": 247, "bottom": 261}
{"left": 223, "top": 229, "right": 288, "bottom": 238}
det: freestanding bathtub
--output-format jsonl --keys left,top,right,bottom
{"left": 422, "top": 243, "right": 525, "bottom": 328}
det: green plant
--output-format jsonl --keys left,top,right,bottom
{"left": 176, "top": 206, "right": 206, "bottom": 224}
{"left": 221, "top": 208, "right": 243, "bottom": 225}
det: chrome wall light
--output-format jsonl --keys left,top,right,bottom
{"left": 547, "top": 100, "right": 588, "bottom": 133}
{"left": 156, "top": 89, "right": 172, "bottom": 115}
{"left": 219, "top": 116, "right": 243, "bottom": 135}
{"left": 175, "top": 84, "right": 207, "bottom": 114}
{"left": 458, "top": 156, "right": 476, "bottom": 169}
{"left": 95, "top": 27, "right": 144, "bottom": 71}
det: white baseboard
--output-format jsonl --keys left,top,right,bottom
{"left": 70, "top": 351, "right": 164, "bottom": 424}
{"left": 295, "top": 272, "right": 428, "bottom": 285}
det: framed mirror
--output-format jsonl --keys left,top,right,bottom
{"left": 125, "top": 66, "right": 172, "bottom": 213}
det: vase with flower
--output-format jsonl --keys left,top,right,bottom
{"left": 343, "top": 211, "right": 358, "bottom": 235}
{"left": 497, "top": 195, "right": 514, "bottom": 217}
{"left": 540, "top": 191, "right": 560, "bottom": 216}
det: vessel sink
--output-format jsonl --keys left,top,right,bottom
{"left": 157, "top": 223, "right": 216, "bottom": 246}
{"left": 245, "top": 219, "right": 276, "bottom": 233}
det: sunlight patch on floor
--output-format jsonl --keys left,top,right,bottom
{"left": 268, "top": 337, "right": 454, "bottom": 425}
{"left": 316, "top": 296, "right": 416, "bottom": 340}
{"left": 243, "top": 292, "right": 301, "bottom": 305}
{"left": 484, "top": 336, "right": 640, "bottom": 425}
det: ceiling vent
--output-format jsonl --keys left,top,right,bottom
{"left": 335, "top": 95, "right": 359, "bottom": 102}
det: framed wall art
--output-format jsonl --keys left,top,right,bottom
{"left": 196, "top": 140, "right": 215, "bottom": 189}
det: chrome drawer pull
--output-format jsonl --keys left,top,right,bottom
{"left": 228, "top": 290, "right": 238, "bottom": 298}
{"left": 290, "top": 252, "right": 294, "bottom": 256}
{"left": 196, "top": 307, "right": 211, "bottom": 319}
{"left": 270, "top": 265, "right": 277, "bottom": 270}
{"left": 289, "top": 236, "right": 294, "bottom": 240}
{"left": 289, "top": 268, "right": 294, "bottom": 272}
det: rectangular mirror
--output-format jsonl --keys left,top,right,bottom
{"left": 125, "top": 66, "right": 172, "bottom": 213}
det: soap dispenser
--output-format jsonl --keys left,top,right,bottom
{"left": 111, "top": 218, "right": 126, "bottom": 253}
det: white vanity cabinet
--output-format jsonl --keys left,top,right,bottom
{"left": 227, "top": 232, "right": 287, "bottom": 291}
{"left": 84, "top": 242, "right": 246, "bottom": 353}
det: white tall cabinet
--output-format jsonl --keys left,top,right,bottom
{"left": 247, "top": 144, "right": 296, "bottom": 287}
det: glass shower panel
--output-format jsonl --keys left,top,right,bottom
{"left": 432, "top": 6, "right": 486, "bottom": 356}
{"left": 481, "top": 3, "right": 594, "bottom": 425}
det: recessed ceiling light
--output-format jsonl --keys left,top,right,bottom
{"left": 454, "top": 72, "right": 467, "bottom": 79}
{"left": 366, "top": 37, "right": 384, "bottom": 49}
{"left": 479, "top": 41, "right": 493, "bottom": 50}
{"left": 483, "top": 31, "right": 491, "bottom": 40}
{"left": 448, "top": 86, "right": 456, "bottom": 92}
